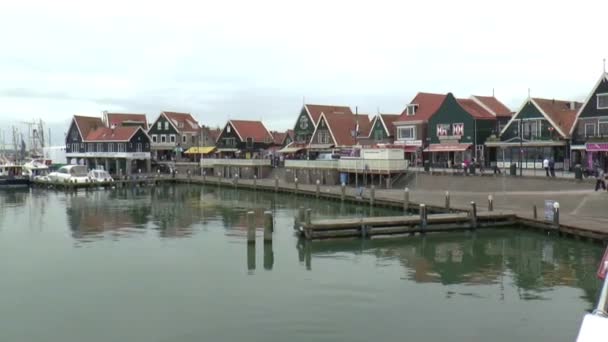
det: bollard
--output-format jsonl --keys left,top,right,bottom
{"left": 341, "top": 182, "right": 346, "bottom": 201}
{"left": 315, "top": 179, "right": 320, "bottom": 198}
{"left": 247, "top": 243, "right": 256, "bottom": 271}
{"left": 553, "top": 202, "right": 560, "bottom": 228}
{"left": 305, "top": 208, "right": 312, "bottom": 239}
{"left": 247, "top": 211, "right": 255, "bottom": 244}
{"left": 370, "top": 185, "right": 375, "bottom": 206}
{"left": 533, "top": 205, "right": 538, "bottom": 219}
{"left": 263, "top": 240, "right": 274, "bottom": 270}
{"left": 419, "top": 204, "right": 427, "bottom": 231}
{"left": 404, "top": 187, "right": 410, "bottom": 213}
{"left": 470, "top": 201, "right": 477, "bottom": 229}
{"left": 217, "top": 172, "right": 221, "bottom": 186}
{"left": 263, "top": 211, "right": 273, "bottom": 242}
{"left": 488, "top": 194, "right": 493, "bottom": 212}
{"left": 275, "top": 176, "right": 279, "bottom": 192}
{"left": 445, "top": 191, "right": 450, "bottom": 210}
{"left": 253, "top": 175, "right": 257, "bottom": 190}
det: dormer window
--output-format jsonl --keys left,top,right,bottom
{"left": 406, "top": 104, "right": 418, "bottom": 116}
{"left": 597, "top": 93, "right": 608, "bottom": 110}
{"left": 227, "top": 125, "right": 231, "bottom": 133}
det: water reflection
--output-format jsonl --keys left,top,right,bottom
{"left": 301, "top": 230, "right": 603, "bottom": 308}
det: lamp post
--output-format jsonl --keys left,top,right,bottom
{"left": 519, "top": 118, "right": 523, "bottom": 176}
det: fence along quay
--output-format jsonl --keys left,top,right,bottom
{"left": 30, "top": 173, "right": 608, "bottom": 243}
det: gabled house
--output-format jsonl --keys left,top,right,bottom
{"left": 365, "top": 114, "right": 400, "bottom": 145}
{"left": 393, "top": 92, "right": 447, "bottom": 164}
{"left": 215, "top": 120, "right": 274, "bottom": 158}
{"left": 470, "top": 95, "right": 513, "bottom": 134}
{"left": 489, "top": 97, "right": 581, "bottom": 170}
{"left": 425, "top": 93, "right": 497, "bottom": 167}
{"left": 292, "top": 104, "right": 353, "bottom": 145}
{"left": 103, "top": 111, "right": 149, "bottom": 130}
{"left": 271, "top": 129, "right": 295, "bottom": 148}
{"left": 309, "top": 112, "right": 371, "bottom": 152}
{"left": 65, "top": 115, "right": 151, "bottom": 175}
{"left": 569, "top": 72, "right": 608, "bottom": 170}
{"left": 148, "top": 111, "right": 200, "bottom": 161}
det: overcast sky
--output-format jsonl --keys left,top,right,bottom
{"left": 1, "top": 0, "right": 607, "bottom": 145}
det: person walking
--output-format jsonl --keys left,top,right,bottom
{"left": 595, "top": 166, "right": 606, "bottom": 191}
{"left": 543, "top": 157, "right": 549, "bottom": 177}
{"left": 549, "top": 158, "right": 556, "bottom": 177}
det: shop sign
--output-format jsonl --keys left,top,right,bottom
{"left": 585, "top": 143, "right": 608, "bottom": 152}
{"left": 405, "top": 140, "right": 422, "bottom": 146}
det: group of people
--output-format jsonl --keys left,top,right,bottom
{"left": 593, "top": 162, "right": 607, "bottom": 192}
{"left": 543, "top": 158, "right": 556, "bottom": 178}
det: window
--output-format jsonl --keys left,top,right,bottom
{"left": 246, "top": 137, "right": 253, "bottom": 148}
{"left": 161, "top": 135, "right": 166, "bottom": 143}
{"left": 157, "top": 122, "right": 162, "bottom": 130}
{"left": 406, "top": 104, "right": 418, "bottom": 116}
{"left": 585, "top": 123, "right": 597, "bottom": 137}
{"left": 191, "top": 135, "right": 196, "bottom": 144}
{"left": 599, "top": 121, "right": 608, "bottom": 136}
{"left": 223, "top": 138, "right": 236, "bottom": 147}
{"left": 164, "top": 121, "right": 169, "bottom": 130}
{"left": 97, "top": 143, "right": 103, "bottom": 152}
{"left": 117, "top": 143, "right": 126, "bottom": 152}
{"left": 108, "top": 143, "right": 114, "bottom": 152}
{"left": 182, "top": 135, "right": 187, "bottom": 143}
{"left": 136, "top": 143, "right": 142, "bottom": 152}
{"left": 71, "top": 143, "right": 79, "bottom": 152}
{"left": 318, "top": 132, "right": 330, "bottom": 144}
{"left": 374, "top": 130, "right": 384, "bottom": 140}
{"left": 597, "top": 93, "right": 608, "bottom": 109}
{"left": 170, "top": 135, "right": 176, "bottom": 143}
{"left": 227, "top": 125, "right": 231, "bottom": 133}
{"left": 397, "top": 126, "right": 415, "bottom": 140}
{"left": 87, "top": 143, "right": 94, "bottom": 152}
{"left": 521, "top": 119, "right": 542, "bottom": 140}
{"left": 152, "top": 135, "right": 157, "bottom": 143}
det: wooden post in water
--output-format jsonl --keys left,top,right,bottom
{"left": 488, "top": 194, "right": 493, "bottom": 211}
{"left": 297, "top": 206, "right": 305, "bottom": 229}
{"left": 404, "top": 187, "right": 410, "bottom": 213}
{"left": 470, "top": 201, "right": 477, "bottom": 229}
{"left": 341, "top": 182, "right": 346, "bottom": 201}
{"left": 253, "top": 175, "right": 257, "bottom": 190}
{"left": 202, "top": 171, "right": 206, "bottom": 182}
{"left": 445, "top": 191, "right": 450, "bottom": 210}
{"left": 294, "top": 177, "right": 299, "bottom": 194}
{"left": 370, "top": 185, "right": 375, "bottom": 206}
{"left": 419, "top": 204, "right": 427, "bottom": 231}
{"left": 234, "top": 175, "right": 239, "bottom": 188}
{"left": 553, "top": 202, "right": 560, "bottom": 228}
{"left": 263, "top": 239, "right": 274, "bottom": 270}
{"left": 533, "top": 205, "right": 538, "bottom": 219}
{"left": 217, "top": 172, "right": 221, "bottom": 186}
{"left": 305, "top": 208, "right": 312, "bottom": 239}
{"left": 247, "top": 211, "right": 255, "bottom": 244}
{"left": 315, "top": 179, "right": 320, "bottom": 198}
{"left": 263, "top": 211, "right": 273, "bottom": 242}
{"left": 274, "top": 176, "right": 279, "bottom": 192}
{"left": 247, "top": 243, "right": 255, "bottom": 271}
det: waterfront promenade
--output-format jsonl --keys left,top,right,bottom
{"left": 175, "top": 173, "right": 608, "bottom": 239}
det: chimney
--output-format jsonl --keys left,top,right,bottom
{"left": 111, "top": 124, "right": 116, "bottom": 135}
{"left": 569, "top": 101, "right": 577, "bottom": 110}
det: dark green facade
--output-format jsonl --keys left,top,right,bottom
{"left": 370, "top": 117, "right": 388, "bottom": 141}
{"left": 148, "top": 115, "right": 178, "bottom": 136}
{"left": 293, "top": 108, "right": 316, "bottom": 144}
{"left": 427, "top": 93, "right": 495, "bottom": 145}
{"left": 500, "top": 101, "right": 557, "bottom": 141}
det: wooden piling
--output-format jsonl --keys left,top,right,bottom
{"left": 247, "top": 211, "right": 255, "bottom": 244}
{"left": 263, "top": 241, "right": 274, "bottom": 270}
{"left": 488, "top": 194, "right": 493, "bottom": 211}
{"left": 445, "top": 191, "right": 450, "bottom": 210}
{"left": 305, "top": 208, "right": 312, "bottom": 239}
{"left": 253, "top": 175, "right": 257, "bottom": 190}
{"left": 341, "top": 183, "right": 346, "bottom": 201}
{"left": 263, "top": 211, "right": 273, "bottom": 242}
{"left": 294, "top": 177, "right": 299, "bottom": 193}
{"left": 370, "top": 185, "right": 375, "bottom": 206}
{"left": 274, "top": 176, "right": 279, "bottom": 192}
{"left": 404, "top": 187, "right": 410, "bottom": 212}
{"left": 297, "top": 207, "right": 305, "bottom": 227}
{"left": 533, "top": 205, "right": 538, "bottom": 219}
{"left": 470, "top": 201, "right": 477, "bottom": 229}
{"left": 247, "top": 243, "right": 255, "bottom": 271}
{"left": 420, "top": 204, "right": 427, "bottom": 231}
{"left": 553, "top": 202, "right": 560, "bottom": 228}
{"left": 316, "top": 179, "right": 320, "bottom": 198}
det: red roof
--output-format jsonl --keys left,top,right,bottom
{"left": 271, "top": 131, "right": 287, "bottom": 145}
{"left": 162, "top": 111, "right": 199, "bottom": 133}
{"left": 456, "top": 98, "right": 496, "bottom": 120}
{"left": 397, "top": 92, "right": 447, "bottom": 122}
{"left": 73, "top": 115, "right": 103, "bottom": 139}
{"left": 532, "top": 98, "right": 582, "bottom": 136}
{"left": 202, "top": 126, "right": 221, "bottom": 143}
{"left": 321, "top": 113, "right": 371, "bottom": 146}
{"left": 86, "top": 126, "right": 141, "bottom": 142}
{"left": 471, "top": 96, "right": 512, "bottom": 117}
{"left": 305, "top": 104, "right": 353, "bottom": 124}
{"left": 229, "top": 120, "right": 273, "bottom": 143}
{"left": 105, "top": 113, "right": 148, "bottom": 130}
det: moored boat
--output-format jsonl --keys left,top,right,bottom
{"left": 0, "top": 164, "right": 30, "bottom": 188}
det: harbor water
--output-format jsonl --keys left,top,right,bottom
{"left": 0, "top": 185, "right": 603, "bottom": 342}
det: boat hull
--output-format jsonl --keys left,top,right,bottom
{"left": 0, "top": 178, "right": 30, "bottom": 188}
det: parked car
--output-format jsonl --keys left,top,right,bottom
{"left": 48, "top": 165, "right": 90, "bottom": 183}
{"left": 88, "top": 169, "right": 113, "bottom": 183}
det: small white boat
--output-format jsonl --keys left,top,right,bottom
{"left": 22, "top": 159, "right": 50, "bottom": 180}
{"left": 88, "top": 169, "right": 113, "bottom": 183}
{"left": 576, "top": 247, "right": 608, "bottom": 342}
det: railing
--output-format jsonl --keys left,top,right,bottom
{"left": 284, "top": 160, "right": 339, "bottom": 169}
{"left": 285, "top": 159, "right": 409, "bottom": 172}
{"left": 200, "top": 158, "right": 271, "bottom": 167}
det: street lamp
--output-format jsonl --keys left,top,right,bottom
{"left": 519, "top": 118, "right": 523, "bottom": 176}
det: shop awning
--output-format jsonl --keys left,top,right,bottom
{"left": 586, "top": 143, "right": 608, "bottom": 152}
{"left": 424, "top": 143, "right": 471, "bottom": 152}
{"left": 184, "top": 146, "right": 216, "bottom": 154}
{"left": 277, "top": 146, "right": 303, "bottom": 154}
{"left": 570, "top": 145, "right": 586, "bottom": 150}
{"left": 485, "top": 140, "right": 566, "bottom": 147}
{"left": 216, "top": 148, "right": 239, "bottom": 153}
{"left": 307, "top": 144, "right": 334, "bottom": 150}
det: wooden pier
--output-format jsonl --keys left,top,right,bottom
{"left": 296, "top": 210, "right": 517, "bottom": 240}
{"left": 31, "top": 177, "right": 165, "bottom": 190}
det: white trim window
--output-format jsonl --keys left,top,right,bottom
{"left": 397, "top": 126, "right": 415, "bottom": 140}
{"left": 182, "top": 135, "right": 187, "bottom": 143}
{"left": 161, "top": 135, "right": 166, "bottom": 143}
{"left": 318, "top": 132, "right": 331, "bottom": 144}
{"left": 157, "top": 122, "right": 162, "bottom": 130}
{"left": 170, "top": 135, "right": 176, "bottom": 143}
{"left": 152, "top": 135, "right": 157, "bottom": 143}
{"left": 164, "top": 121, "right": 169, "bottom": 130}
{"left": 599, "top": 121, "right": 608, "bottom": 136}
{"left": 406, "top": 104, "right": 418, "bottom": 116}
{"left": 597, "top": 93, "right": 608, "bottom": 110}
{"left": 108, "top": 143, "right": 114, "bottom": 152}
{"left": 585, "top": 123, "right": 597, "bottom": 137}
{"left": 117, "top": 143, "right": 126, "bottom": 152}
